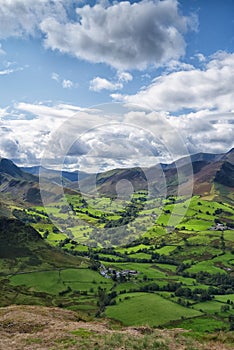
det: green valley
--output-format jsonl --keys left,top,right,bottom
{"left": 0, "top": 151, "right": 234, "bottom": 344}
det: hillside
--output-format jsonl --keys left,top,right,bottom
{"left": 0, "top": 305, "right": 233, "bottom": 350}
{"left": 0, "top": 151, "right": 234, "bottom": 338}
{"left": 0, "top": 158, "right": 80, "bottom": 205}
{"left": 0, "top": 158, "right": 41, "bottom": 204}
{"left": 11, "top": 149, "right": 234, "bottom": 202}
{"left": 0, "top": 158, "right": 34, "bottom": 179}
{"left": 76, "top": 149, "right": 234, "bottom": 200}
{"left": 0, "top": 217, "right": 86, "bottom": 273}
{"left": 22, "top": 165, "right": 89, "bottom": 182}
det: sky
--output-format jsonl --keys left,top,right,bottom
{"left": 0, "top": 0, "right": 233, "bottom": 172}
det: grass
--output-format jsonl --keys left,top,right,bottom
{"left": 2, "top": 304, "right": 234, "bottom": 350}
{"left": 116, "top": 244, "right": 150, "bottom": 254}
{"left": 10, "top": 270, "right": 67, "bottom": 294}
{"left": 155, "top": 246, "right": 177, "bottom": 255}
{"left": 10, "top": 268, "right": 113, "bottom": 295}
{"left": 223, "top": 230, "right": 234, "bottom": 241}
{"left": 172, "top": 316, "right": 228, "bottom": 332}
{"left": 129, "top": 252, "right": 152, "bottom": 259}
{"left": 3, "top": 193, "right": 234, "bottom": 333}
{"left": 215, "top": 294, "right": 234, "bottom": 303}
{"left": 105, "top": 292, "right": 202, "bottom": 327}
{"left": 177, "top": 219, "right": 213, "bottom": 231}
{"left": 193, "top": 300, "right": 230, "bottom": 314}
{"left": 186, "top": 261, "right": 226, "bottom": 275}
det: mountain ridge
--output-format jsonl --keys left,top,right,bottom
{"left": 0, "top": 149, "right": 233, "bottom": 205}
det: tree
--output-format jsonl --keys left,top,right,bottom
{"left": 220, "top": 305, "right": 230, "bottom": 313}
{"left": 43, "top": 230, "right": 49, "bottom": 239}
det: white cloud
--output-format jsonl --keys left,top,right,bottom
{"left": 16, "top": 102, "right": 78, "bottom": 120}
{"left": 40, "top": 0, "right": 196, "bottom": 70}
{"left": 51, "top": 72, "right": 60, "bottom": 82}
{"left": 195, "top": 53, "right": 206, "bottom": 62}
{"left": 0, "top": 43, "right": 5, "bottom": 55}
{"left": 0, "top": 0, "right": 68, "bottom": 39}
{"left": 0, "top": 68, "right": 14, "bottom": 76}
{"left": 0, "top": 67, "right": 23, "bottom": 75}
{"left": 113, "top": 52, "right": 234, "bottom": 113}
{"left": 90, "top": 71, "right": 133, "bottom": 92}
{"left": 0, "top": 0, "right": 196, "bottom": 70}
{"left": 165, "top": 59, "right": 194, "bottom": 72}
{"left": 62, "top": 79, "right": 74, "bottom": 89}
{"left": 51, "top": 72, "right": 77, "bottom": 89}
{"left": 0, "top": 107, "right": 9, "bottom": 118}
{"left": 167, "top": 110, "right": 234, "bottom": 155}
{"left": 118, "top": 72, "right": 133, "bottom": 82}
{"left": 0, "top": 102, "right": 87, "bottom": 165}
{"left": 1, "top": 102, "right": 233, "bottom": 171}
{"left": 90, "top": 77, "right": 123, "bottom": 92}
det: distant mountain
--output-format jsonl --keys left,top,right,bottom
{"left": 0, "top": 158, "right": 35, "bottom": 180}
{"left": 160, "top": 151, "right": 224, "bottom": 170}
{"left": 83, "top": 148, "right": 234, "bottom": 201}
{"left": 22, "top": 165, "right": 89, "bottom": 182}
{"left": 2, "top": 149, "right": 234, "bottom": 205}
{"left": 215, "top": 159, "right": 234, "bottom": 187}
{"left": 221, "top": 147, "right": 234, "bottom": 163}
{"left": 0, "top": 157, "right": 41, "bottom": 204}
{"left": 0, "top": 158, "right": 81, "bottom": 206}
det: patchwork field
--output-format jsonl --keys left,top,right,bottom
{"left": 2, "top": 192, "right": 234, "bottom": 333}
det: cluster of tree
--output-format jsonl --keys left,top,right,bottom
{"left": 96, "top": 288, "right": 117, "bottom": 316}
{"left": 30, "top": 208, "right": 48, "bottom": 217}
{"left": 12, "top": 209, "right": 45, "bottom": 224}
{"left": 66, "top": 246, "right": 178, "bottom": 266}
{"left": 175, "top": 286, "right": 213, "bottom": 302}
{"left": 58, "top": 237, "right": 71, "bottom": 248}
{"left": 98, "top": 198, "right": 145, "bottom": 228}
{"left": 119, "top": 282, "right": 182, "bottom": 294}
{"left": 195, "top": 272, "right": 234, "bottom": 294}
{"left": 59, "top": 286, "right": 71, "bottom": 296}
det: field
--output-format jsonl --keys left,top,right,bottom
{"left": 2, "top": 192, "right": 234, "bottom": 333}
{"left": 105, "top": 292, "right": 202, "bottom": 326}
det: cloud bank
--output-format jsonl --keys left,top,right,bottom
{"left": 0, "top": 0, "right": 196, "bottom": 70}
{"left": 0, "top": 0, "right": 68, "bottom": 38}
{"left": 41, "top": 0, "right": 195, "bottom": 70}
{"left": 113, "top": 52, "right": 234, "bottom": 113}
{"left": 0, "top": 102, "right": 233, "bottom": 171}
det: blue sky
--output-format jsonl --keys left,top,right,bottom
{"left": 0, "top": 0, "right": 233, "bottom": 170}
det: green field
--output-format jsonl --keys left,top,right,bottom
{"left": 172, "top": 316, "right": 229, "bottom": 332}
{"left": 10, "top": 268, "right": 113, "bottom": 294}
{"left": 106, "top": 292, "right": 202, "bottom": 326}
{"left": 2, "top": 192, "right": 234, "bottom": 331}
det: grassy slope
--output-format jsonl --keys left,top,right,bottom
{"left": 0, "top": 305, "right": 233, "bottom": 350}
{"left": 105, "top": 292, "right": 202, "bottom": 326}
{"left": 1, "top": 193, "right": 234, "bottom": 333}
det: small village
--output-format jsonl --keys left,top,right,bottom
{"left": 100, "top": 264, "right": 138, "bottom": 280}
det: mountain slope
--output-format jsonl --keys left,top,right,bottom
{"left": 92, "top": 149, "right": 234, "bottom": 199}
{"left": 3, "top": 149, "right": 234, "bottom": 205}
{"left": 0, "top": 217, "right": 85, "bottom": 273}
{"left": 22, "top": 165, "right": 89, "bottom": 182}
{"left": 0, "top": 158, "right": 31, "bottom": 179}
{"left": 215, "top": 161, "right": 234, "bottom": 187}
{"left": 0, "top": 158, "right": 41, "bottom": 204}
{"left": 0, "top": 159, "right": 80, "bottom": 206}
{"left": 0, "top": 305, "right": 232, "bottom": 350}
